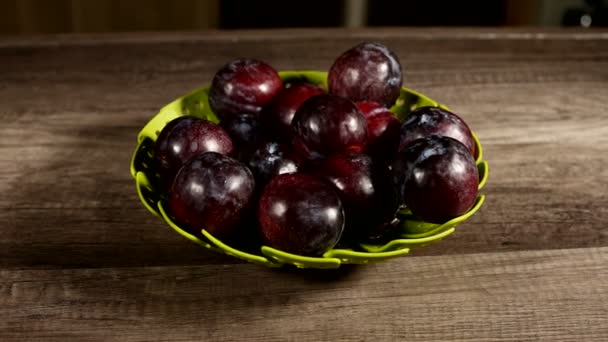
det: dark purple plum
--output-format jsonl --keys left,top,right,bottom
{"left": 209, "top": 59, "right": 283, "bottom": 120}
{"left": 392, "top": 136, "right": 479, "bottom": 223}
{"left": 168, "top": 152, "right": 255, "bottom": 239}
{"left": 258, "top": 173, "right": 344, "bottom": 256}
{"left": 261, "top": 83, "right": 325, "bottom": 142}
{"left": 357, "top": 101, "right": 401, "bottom": 162}
{"left": 399, "top": 106, "right": 476, "bottom": 157}
{"left": 291, "top": 94, "right": 368, "bottom": 160}
{"left": 329, "top": 42, "right": 403, "bottom": 106}
{"left": 247, "top": 142, "right": 300, "bottom": 187}
{"left": 220, "top": 113, "right": 263, "bottom": 160}
{"left": 313, "top": 153, "right": 398, "bottom": 240}
{"left": 154, "top": 117, "right": 233, "bottom": 191}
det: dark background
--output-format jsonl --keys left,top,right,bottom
{"left": 0, "top": 0, "right": 606, "bottom": 34}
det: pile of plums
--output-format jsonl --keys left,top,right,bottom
{"left": 153, "top": 42, "right": 479, "bottom": 257}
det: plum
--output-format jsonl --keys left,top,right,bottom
{"left": 291, "top": 94, "right": 368, "bottom": 160}
{"left": 258, "top": 173, "right": 344, "bottom": 256}
{"left": 154, "top": 117, "right": 233, "bottom": 191}
{"left": 392, "top": 136, "right": 478, "bottom": 223}
{"left": 329, "top": 42, "right": 403, "bottom": 106}
{"left": 220, "top": 113, "right": 264, "bottom": 161}
{"left": 313, "top": 153, "right": 398, "bottom": 240}
{"left": 247, "top": 142, "right": 301, "bottom": 188}
{"left": 168, "top": 152, "right": 255, "bottom": 239}
{"left": 357, "top": 101, "right": 401, "bottom": 162}
{"left": 261, "top": 82, "right": 325, "bottom": 142}
{"left": 209, "top": 59, "right": 282, "bottom": 120}
{"left": 399, "top": 106, "right": 476, "bottom": 157}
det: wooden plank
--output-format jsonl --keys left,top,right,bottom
{"left": 0, "top": 247, "right": 606, "bottom": 341}
{"left": 1, "top": 27, "right": 607, "bottom": 47}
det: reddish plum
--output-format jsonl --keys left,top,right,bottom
{"left": 357, "top": 101, "right": 401, "bottom": 162}
{"left": 357, "top": 100, "right": 391, "bottom": 119}
{"left": 392, "top": 136, "right": 478, "bottom": 223}
{"left": 209, "top": 59, "right": 282, "bottom": 120}
{"left": 329, "top": 42, "right": 403, "bottom": 106}
{"left": 154, "top": 117, "right": 233, "bottom": 191}
{"left": 258, "top": 173, "right": 344, "bottom": 256}
{"left": 291, "top": 94, "right": 368, "bottom": 160}
{"left": 399, "top": 106, "right": 476, "bottom": 156}
{"left": 314, "top": 153, "right": 398, "bottom": 239}
{"left": 261, "top": 83, "right": 325, "bottom": 142}
{"left": 169, "top": 152, "right": 255, "bottom": 239}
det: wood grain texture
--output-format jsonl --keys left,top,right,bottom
{"left": 1, "top": 247, "right": 607, "bottom": 341}
{"left": 0, "top": 28, "right": 608, "bottom": 341}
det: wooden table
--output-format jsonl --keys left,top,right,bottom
{"left": 1, "top": 28, "right": 607, "bottom": 341}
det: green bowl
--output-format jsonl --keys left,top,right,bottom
{"left": 130, "top": 71, "right": 489, "bottom": 269}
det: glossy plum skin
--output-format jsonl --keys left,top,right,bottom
{"left": 154, "top": 117, "right": 233, "bottom": 191}
{"left": 392, "top": 136, "right": 479, "bottom": 223}
{"left": 258, "top": 173, "right": 345, "bottom": 256}
{"left": 329, "top": 42, "right": 403, "bottom": 106}
{"left": 220, "top": 113, "right": 263, "bottom": 160}
{"left": 168, "top": 152, "right": 255, "bottom": 239}
{"left": 357, "top": 101, "right": 401, "bottom": 162}
{"left": 209, "top": 59, "right": 283, "bottom": 120}
{"left": 314, "top": 153, "right": 398, "bottom": 239}
{"left": 399, "top": 106, "right": 476, "bottom": 157}
{"left": 261, "top": 83, "right": 325, "bottom": 142}
{"left": 291, "top": 94, "right": 368, "bottom": 160}
{"left": 247, "top": 142, "right": 300, "bottom": 187}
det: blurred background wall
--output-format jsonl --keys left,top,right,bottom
{"left": 0, "top": 0, "right": 606, "bottom": 34}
